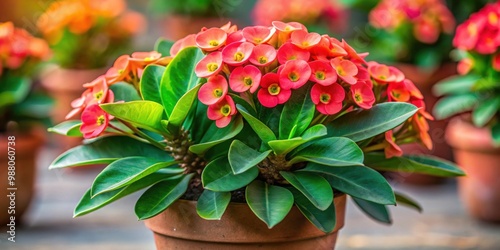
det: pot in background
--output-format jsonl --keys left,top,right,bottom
{"left": 446, "top": 117, "right": 500, "bottom": 223}
{"left": 145, "top": 194, "right": 347, "bottom": 249}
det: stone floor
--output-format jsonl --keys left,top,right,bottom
{"left": 1, "top": 145, "right": 500, "bottom": 250}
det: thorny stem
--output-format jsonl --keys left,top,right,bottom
{"left": 119, "top": 119, "right": 166, "bottom": 150}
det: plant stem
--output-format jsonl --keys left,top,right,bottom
{"left": 120, "top": 120, "right": 166, "bottom": 150}
{"left": 362, "top": 143, "right": 386, "bottom": 153}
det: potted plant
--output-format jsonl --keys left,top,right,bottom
{"left": 0, "top": 22, "right": 51, "bottom": 225}
{"left": 49, "top": 22, "right": 464, "bottom": 249}
{"left": 434, "top": 2, "right": 500, "bottom": 222}
{"left": 36, "top": 0, "right": 145, "bottom": 135}
{"left": 252, "top": 0, "right": 348, "bottom": 35}
{"left": 149, "top": 0, "right": 240, "bottom": 40}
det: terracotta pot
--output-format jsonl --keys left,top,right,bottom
{"left": 446, "top": 117, "right": 500, "bottom": 222}
{"left": 394, "top": 63, "right": 457, "bottom": 185}
{"left": 0, "top": 129, "right": 44, "bottom": 226}
{"left": 41, "top": 66, "right": 106, "bottom": 150}
{"left": 145, "top": 194, "right": 347, "bottom": 249}
{"left": 162, "top": 14, "right": 231, "bottom": 40}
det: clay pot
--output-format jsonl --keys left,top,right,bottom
{"left": 41, "top": 66, "right": 106, "bottom": 150}
{"left": 162, "top": 14, "right": 231, "bottom": 40}
{"left": 446, "top": 117, "right": 500, "bottom": 222}
{"left": 145, "top": 194, "right": 347, "bottom": 249}
{"left": 0, "top": 129, "right": 44, "bottom": 226}
{"left": 394, "top": 63, "right": 457, "bottom": 185}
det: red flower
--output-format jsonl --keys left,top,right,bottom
{"left": 207, "top": 95, "right": 237, "bottom": 128}
{"left": 222, "top": 41, "right": 254, "bottom": 66}
{"left": 129, "top": 51, "right": 162, "bottom": 68}
{"left": 198, "top": 74, "right": 228, "bottom": 105}
{"left": 384, "top": 130, "right": 403, "bottom": 159}
{"left": 387, "top": 81, "right": 410, "bottom": 102}
{"left": 242, "top": 26, "right": 275, "bottom": 45}
{"left": 105, "top": 55, "right": 130, "bottom": 84}
{"left": 458, "top": 58, "right": 474, "bottom": 75}
{"left": 493, "top": 54, "right": 500, "bottom": 71}
{"left": 229, "top": 65, "right": 261, "bottom": 93}
{"left": 80, "top": 104, "right": 110, "bottom": 139}
{"left": 279, "top": 59, "right": 312, "bottom": 90}
{"left": 257, "top": 73, "right": 292, "bottom": 108}
{"left": 290, "top": 30, "right": 321, "bottom": 49}
{"left": 195, "top": 52, "right": 224, "bottom": 78}
{"left": 272, "top": 21, "right": 306, "bottom": 33}
{"left": 453, "top": 15, "right": 485, "bottom": 51}
{"left": 475, "top": 28, "right": 500, "bottom": 54}
{"left": 351, "top": 81, "right": 375, "bottom": 109}
{"left": 226, "top": 30, "right": 245, "bottom": 44}
{"left": 308, "top": 60, "right": 337, "bottom": 86}
{"left": 170, "top": 34, "right": 196, "bottom": 56}
{"left": 331, "top": 57, "right": 358, "bottom": 85}
{"left": 310, "top": 82, "right": 345, "bottom": 115}
{"left": 249, "top": 44, "right": 277, "bottom": 66}
{"left": 277, "top": 42, "right": 310, "bottom": 64}
{"left": 195, "top": 27, "right": 227, "bottom": 52}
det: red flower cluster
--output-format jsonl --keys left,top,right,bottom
{"left": 369, "top": 0, "right": 455, "bottom": 44}
{"left": 0, "top": 22, "right": 50, "bottom": 76}
{"left": 67, "top": 51, "right": 170, "bottom": 138}
{"left": 454, "top": 2, "right": 500, "bottom": 74}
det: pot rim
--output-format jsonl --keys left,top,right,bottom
{"left": 445, "top": 116, "right": 500, "bottom": 153}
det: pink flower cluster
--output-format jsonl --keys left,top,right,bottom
{"left": 454, "top": 2, "right": 500, "bottom": 74}
{"left": 369, "top": 0, "right": 455, "bottom": 44}
{"left": 66, "top": 51, "right": 169, "bottom": 138}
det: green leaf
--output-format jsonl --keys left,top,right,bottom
{"left": 155, "top": 39, "right": 175, "bottom": 56}
{"left": 395, "top": 192, "right": 422, "bottom": 212}
{"left": 433, "top": 94, "right": 479, "bottom": 120}
{"left": 49, "top": 136, "right": 171, "bottom": 169}
{"left": 0, "top": 74, "right": 30, "bottom": 109}
{"left": 237, "top": 104, "right": 277, "bottom": 144}
{"left": 279, "top": 86, "right": 315, "bottom": 139}
{"left": 74, "top": 171, "right": 175, "bottom": 217}
{"left": 100, "top": 101, "right": 166, "bottom": 134}
{"left": 48, "top": 120, "right": 82, "bottom": 137}
{"left": 327, "top": 102, "right": 418, "bottom": 142}
{"left": 135, "top": 173, "right": 194, "bottom": 220}
{"left": 280, "top": 171, "right": 333, "bottom": 210}
{"left": 301, "top": 163, "right": 396, "bottom": 205}
{"left": 492, "top": 122, "right": 500, "bottom": 145}
{"left": 167, "top": 84, "right": 202, "bottom": 130}
{"left": 433, "top": 75, "right": 480, "bottom": 96}
{"left": 472, "top": 97, "right": 500, "bottom": 127}
{"left": 91, "top": 156, "right": 180, "bottom": 197}
{"left": 245, "top": 180, "right": 294, "bottom": 228}
{"left": 11, "top": 92, "right": 54, "bottom": 119}
{"left": 352, "top": 197, "right": 392, "bottom": 224}
{"left": 267, "top": 124, "right": 327, "bottom": 155}
{"left": 140, "top": 65, "right": 166, "bottom": 104}
{"left": 288, "top": 188, "right": 336, "bottom": 233}
{"left": 110, "top": 82, "right": 141, "bottom": 102}
{"left": 161, "top": 47, "right": 204, "bottom": 117}
{"left": 289, "top": 137, "right": 364, "bottom": 166}
{"left": 228, "top": 140, "right": 271, "bottom": 174}
{"left": 189, "top": 116, "right": 243, "bottom": 155}
{"left": 364, "top": 153, "right": 465, "bottom": 177}
{"left": 196, "top": 190, "right": 231, "bottom": 220}
{"left": 202, "top": 157, "right": 258, "bottom": 192}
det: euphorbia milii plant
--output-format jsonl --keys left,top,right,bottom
{"left": 49, "top": 21, "right": 463, "bottom": 232}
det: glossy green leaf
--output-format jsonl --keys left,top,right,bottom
{"left": 352, "top": 197, "right": 392, "bottom": 224}
{"left": 433, "top": 74, "right": 479, "bottom": 96}
{"left": 74, "top": 171, "right": 175, "bottom": 217}
{"left": 202, "top": 157, "right": 258, "bottom": 192}
{"left": 268, "top": 124, "right": 327, "bottom": 155}
{"left": 279, "top": 86, "right": 315, "bottom": 139}
{"left": 395, "top": 192, "right": 422, "bottom": 212}
{"left": 237, "top": 104, "right": 276, "bottom": 143}
{"left": 110, "top": 82, "right": 141, "bottom": 102}
{"left": 100, "top": 101, "right": 166, "bottom": 134}
{"left": 288, "top": 187, "right": 336, "bottom": 233}
{"left": 161, "top": 47, "right": 204, "bottom": 117}
{"left": 48, "top": 120, "right": 82, "bottom": 137}
{"left": 246, "top": 180, "right": 294, "bottom": 228}
{"left": 189, "top": 116, "right": 243, "bottom": 155}
{"left": 492, "top": 122, "right": 500, "bottom": 145}
{"left": 327, "top": 102, "right": 418, "bottom": 142}
{"left": 280, "top": 171, "right": 333, "bottom": 210}
{"left": 91, "top": 156, "right": 180, "bottom": 197}
{"left": 135, "top": 174, "right": 194, "bottom": 220}
{"left": 49, "top": 136, "right": 171, "bottom": 169}
{"left": 140, "top": 65, "right": 166, "bottom": 104}
{"left": 364, "top": 153, "right": 465, "bottom": 177}
{"left": 0, "top": 74, "right": 30, "bottom": 109}
{"left": 301, "top": 163, "right": 395, "bottom": 205}
{"left": 155, "top": 39, "right": 174, "bottom": 56}
{"left": 196, "top": 190, "right": 231, "bottom": 220}
{"left": 472, "top": 97, "right": 500, "bottom": 127}
{"left": 289, "top": 137, "right": 364, "bottom": 166}
{"left": 167, "top": 84, "right": 202, "bottom": 130}
{"left": 228, "top": 140, "right": 271, "bottom": 174}
{"left": 433, "top": 94, "right": 479, "bottom": 120}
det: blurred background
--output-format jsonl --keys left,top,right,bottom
{"left": 1, "top": 0, "right": 500, "bottom": 249}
